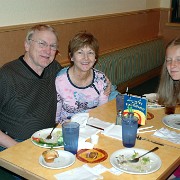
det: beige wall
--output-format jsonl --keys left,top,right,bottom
{"left": 0, "top": 0, "right": 164, "bottom": 27}
{"left": 146, "top": 0, "right": 160, "bottom": 9}
{"left": 160, "top": 0, "right": 171, "bottom": 8}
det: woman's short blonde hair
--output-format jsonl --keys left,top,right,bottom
{"left": 68, "top": 31, "right": 99, "bottom": 59}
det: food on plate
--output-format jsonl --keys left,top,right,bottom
{"left": 42, "top": 149, "right": 59, "bottom": 163}
{"left": 32, "top": 130, "right": 63, "bottom": 147}
{"left": 116, "top": 151, "right": 151, "bottom": 172}
{"left": 86, "top": 151, "right": 98, "bottom": 159}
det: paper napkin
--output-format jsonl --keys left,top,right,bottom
{"left": 71, "top": 113, "right": 89, "bottom": 128}
{"left": 54, "top": 164, "right": 104, "bottom": 180}
{"left": 77, "top": 125, "right": 101, "bottom": 150}
{"left": 79, "top": 125, "right": 101, "bottom": 141}
{"left": 102, "top": 124, "right": 122, "bottom": 141}
{"left": 153, "top": 128, "right": 180, "bottom": 144}
{"left": 78, "top": 141, "right": 94, "bottom": 150}
{"left": 87, "top": 117, "right": 113, "bottom": 130}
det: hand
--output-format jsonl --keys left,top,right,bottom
{"left": 104, "top": 77, "right": 111, "bottom": 96}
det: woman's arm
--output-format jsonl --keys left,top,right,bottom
{"left": 97, "top": 73, "right": 109, "bottom": 105}
{"left": 104, "top": 77, "right": 111, "bottom": 96}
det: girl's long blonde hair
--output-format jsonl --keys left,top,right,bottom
{"left": 157, "top": 38, "right": 180, "bottom": 106}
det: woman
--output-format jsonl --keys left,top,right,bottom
{"left": 158, "top": 37, "right": 180, "bottom": 179}
{"left": 157, "top": 37, "right": 180, "bottom": 106}
{"left": 55, "top": 32, "right": 109, "bottom": 123}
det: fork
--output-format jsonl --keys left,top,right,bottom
{"left": 46, "top": 123, "right": 59, "bottom": 139}
{"left": 116, "top": 147, "right": 159, "bottom": 164}
{"left": 128, "top": 147, "right": 159, "bottom": 163}
{"left": 136, "top": 135, "right": 164, "bottom": 146}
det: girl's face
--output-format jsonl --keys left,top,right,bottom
{"left": 166, "top": 45, "right": 180, "bottom": 80}
{"left": 71, "top": 46, "right": 96, "bottom": 72}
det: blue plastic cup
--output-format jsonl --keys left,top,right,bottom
{"left": 62, "top": 122, "right": 80, "bottom": 154}
{"left": 122, "top": 112, "right": 138, "bottom": 148}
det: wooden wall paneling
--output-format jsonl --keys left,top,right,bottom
{"left": 159, "top": 9, "right": 180, "bottom": 45}
{"left": 0, "top": 29, "right": 26, "bottom": 66}
{"left": 0, "top": 9, "right": 161, "bottom": 67}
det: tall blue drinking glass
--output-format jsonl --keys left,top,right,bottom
{"left": 122, "top": 112, "right": 138, "bottom": 148}
{"left": 62, "top": 122, "right": 80, "bottom": 154}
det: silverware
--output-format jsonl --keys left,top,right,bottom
{"left": 137, "top": 135, "right": 180, "bottom": 149}
{"left": 138, "top": 126, "right": 157, "bottom": 133}
{"left": 46, "top": 123, "right": 59, "bottom": 139}
{"left": 127, "top": 147, "right": 159, "bottom": 163}
{"left": 86, "top": 124, "right": 104, "bottom": 130}
{"left": 137, "top": 135, "right": 164, "bottom": 146}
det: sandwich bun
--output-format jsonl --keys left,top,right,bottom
{"left": 42, "top": 149, "right": 59, "bottom": 163}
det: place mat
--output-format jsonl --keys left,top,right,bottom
{"left": 76, "top": 148, "right": 108, "bottom": 163}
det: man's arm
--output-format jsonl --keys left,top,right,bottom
{"left": 0, "top": 130, "right": 18, "bottom": 148}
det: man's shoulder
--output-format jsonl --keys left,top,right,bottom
{"left": 0, "top": 57, "right": 22, "bottom": 72}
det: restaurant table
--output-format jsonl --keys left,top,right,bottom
{"left": 0, "top": 100, "right": 180, "bottom": 180}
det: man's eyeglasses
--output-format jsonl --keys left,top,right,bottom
{"left": 29, "top": 39, "right": 58, "bottom": 51}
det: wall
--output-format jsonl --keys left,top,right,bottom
{"left": 0, "top": 0, "right": 178, "bottom": 67}
{"left": 159, "top": 9, "right": 180, "bottom": 45}
{"left": 159, "top": 0, "right": 180, "bottom": 45}
{"left": 0, "top": 0, "right": 159, "bottom": 27}
{"left": 0, "top": 9, "right": 160, "bottom": 67}
{"left": 146, "top": 0, "right": 160, "bottom": 8}
{"left": 160, "top": 0, "right": 171, "bottom": 8}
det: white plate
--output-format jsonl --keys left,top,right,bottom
{"left": 110, "top": 148, "right": 161, "bottom": 174}
{"left": 39, "top": 150, "right": 75, "bottom": 169}
{"left": 31, "top": 128, "right": 63, "bottom": 148}
{"left": 162, "top": 114, "right": 180, "bottom": 130}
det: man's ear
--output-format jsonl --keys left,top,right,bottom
{"left": 24, "top": 40, "right": 30, "bottom": 51}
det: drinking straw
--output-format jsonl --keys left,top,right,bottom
{"left": 126, "top": 87, "right": 128, "bottom": 93}
{"left": 128, "top": 105, "right": 133, "bottom": 113}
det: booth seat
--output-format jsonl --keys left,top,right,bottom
{"left": 95, "top": 38, "right": 165, "bottom": 93}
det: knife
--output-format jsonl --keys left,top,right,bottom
{"left": 86, "top": 124, "right": 104, "bottom": 130}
